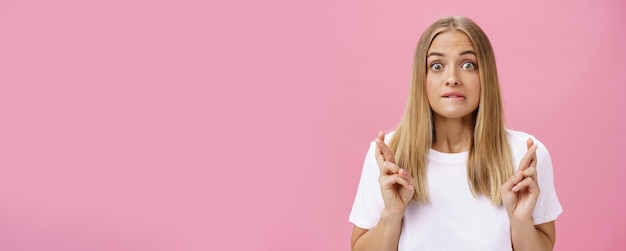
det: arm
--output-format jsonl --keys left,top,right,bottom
{"left": 502, "top": 138, "right": 557, "bottom": 251}
{"left": 350, "top": 209, "right": 403, "bottom": 251}
{"left": 351, "top": 131, "right": 415, "bottom": 251}
{"left": 510, "top": 220, "right": 555, "bottom": 251}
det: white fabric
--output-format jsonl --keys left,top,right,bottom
{"left": 349, "top": 129, "right": 562, "bottom": 251}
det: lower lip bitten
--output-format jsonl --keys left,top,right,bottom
{"left": 444, "top": 96, "right": 466, "bottom": 100}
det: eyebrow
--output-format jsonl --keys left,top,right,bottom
{"left": 427, "top": 50, "right": 476, "bottom": 58}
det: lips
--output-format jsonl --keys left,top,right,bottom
{"left": 442, "top": 91, "right": 465, "bottom": 99}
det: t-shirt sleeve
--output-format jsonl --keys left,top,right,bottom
{"left": 531, "top": 138, "right": 563, "bottom": 225}
{"left": 348, "top": 141, "right": 385, "bottom": 229}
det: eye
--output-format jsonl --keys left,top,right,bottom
{"left": 430, "top": 63, "right": 443, "bottom": 71}
{"left": 461, "top": 62, "right": 476, "bottom": 70}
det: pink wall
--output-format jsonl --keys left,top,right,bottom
{"left": 1, "top": 0, "right": 624, "bottom": 250}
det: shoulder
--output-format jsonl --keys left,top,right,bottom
{"left": 505, "top": 129, "right": 552, "bottom": 166}
{"left": 506, "top": 128, "right": 537, "bottom": 144}
{"left": 506, "top": 129, "right": 548, "bottom": 150}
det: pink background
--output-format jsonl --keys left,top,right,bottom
{"left": 1, "top": 0, "right": 624, "bottom": 250}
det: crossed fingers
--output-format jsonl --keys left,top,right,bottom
{"left": 511, "top": 138, "right": 538, "bottom": 192}
{"left": 374, "top": 131, "right": 414, "bottom": 191}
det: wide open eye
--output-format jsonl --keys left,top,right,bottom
{"left": 461, "top": 62, "right": 476, "bottom": 70}
{"left": 430, "top": 63, "right": 443, "bottom": 71}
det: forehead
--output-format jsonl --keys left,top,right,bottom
{"left": 428, "top": 30, "right": 475, "bottom": 53}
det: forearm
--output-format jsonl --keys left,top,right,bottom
{"left": 510, "top": 217, "right": 555, "bottom": 251}
{"left": 353, "top": 209, "right": 403, "bottom": 251}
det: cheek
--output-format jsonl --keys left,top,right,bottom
{"left": 471, "top": 82, "right": 481, "bottom": 107}
{"left": 426, "top": 76, "right": 439, "bottom": 97}
{"left": 462, "top": 74, "right": 480, "bottom": 95}
{"left": 470, "top": 81, "right": 480, "bottom": 96}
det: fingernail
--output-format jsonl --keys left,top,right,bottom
{"left": 403, "top": 170, "right": 408, "bottom": 176}
{"left": 512, "top": 185, "right": 518, "bottom": 191}
{"left": 409, "top": 185, "right": 414, "bottom": 190}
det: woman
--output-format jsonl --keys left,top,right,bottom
{"left": 349, "top": 16, "right": 562, "bottom": 251}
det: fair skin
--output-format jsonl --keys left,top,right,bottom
{"left": 351, "top": 30, "right": 556, "bottom": 251}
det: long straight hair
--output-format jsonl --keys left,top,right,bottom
{"left": 389, "top": 16, "right": 514, "bottom": 205}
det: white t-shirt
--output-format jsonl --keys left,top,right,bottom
{"left": 349, "top": 129, "right": 563, "bottom": 251}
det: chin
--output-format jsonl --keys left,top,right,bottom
{"left": 433, "top": 110, "right": 476, "bottom": 120}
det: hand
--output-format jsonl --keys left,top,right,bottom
{"left": 502, "top": 138, "right": 540, "bottom": 221}
{"left": 375, "top": 131, "right": 415, "bottom": 216}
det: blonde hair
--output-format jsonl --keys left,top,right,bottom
{"left": 389, "top": 16, "right": 514, "bottom": 205}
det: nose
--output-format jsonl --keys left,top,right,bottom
{"left": 444, "top": 68, "right": 460, "bottom": 86}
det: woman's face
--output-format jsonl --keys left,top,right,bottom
{"left": 426, "top": 30, "right": 480, "bottom": 120}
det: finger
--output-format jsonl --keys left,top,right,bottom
{"left": 528, "top": 138, "right": 538, "bottom": 166}
{"left": 378, "top": 130, "right": 385, "bottom": 141}
{"left": 518, "top": 143, "right": 538, "bottom": 171}
{"left": 527, "top": 138, "right": 538, "bottom": 168}
{"left": 526, "top": 176, "right": 541, "bottom": 195}
{"left": 396, "top": 168, "right": 415, "bottom": 187}
{"left": 375, "top": 143, "right": 384, "bottom": 168}
{"left": 374, "top": 131, "right": 388, "bottom": 167}
{"left": 381, "top": 161, "right": 400, "bottom": 176}
{"left": 512, "top": 176, "right": 537, "bottom": 192}
{"left": 375, "top": 135, "right": 396, "bottom": 164}
{"left": 522, "top": 166, "right": 536, "bottom": 180}
{"left": 502, "top": 170, "right": 523, "bottom": 192}
{"left": 399, "top": 168, "right": 416, "bottom": 187}
{"left": 381, "top": 174, "right": 414, "bottom": 191}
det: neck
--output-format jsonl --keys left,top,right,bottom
{"left": 432, "top": 113, "right": 474, "bottom": 153}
